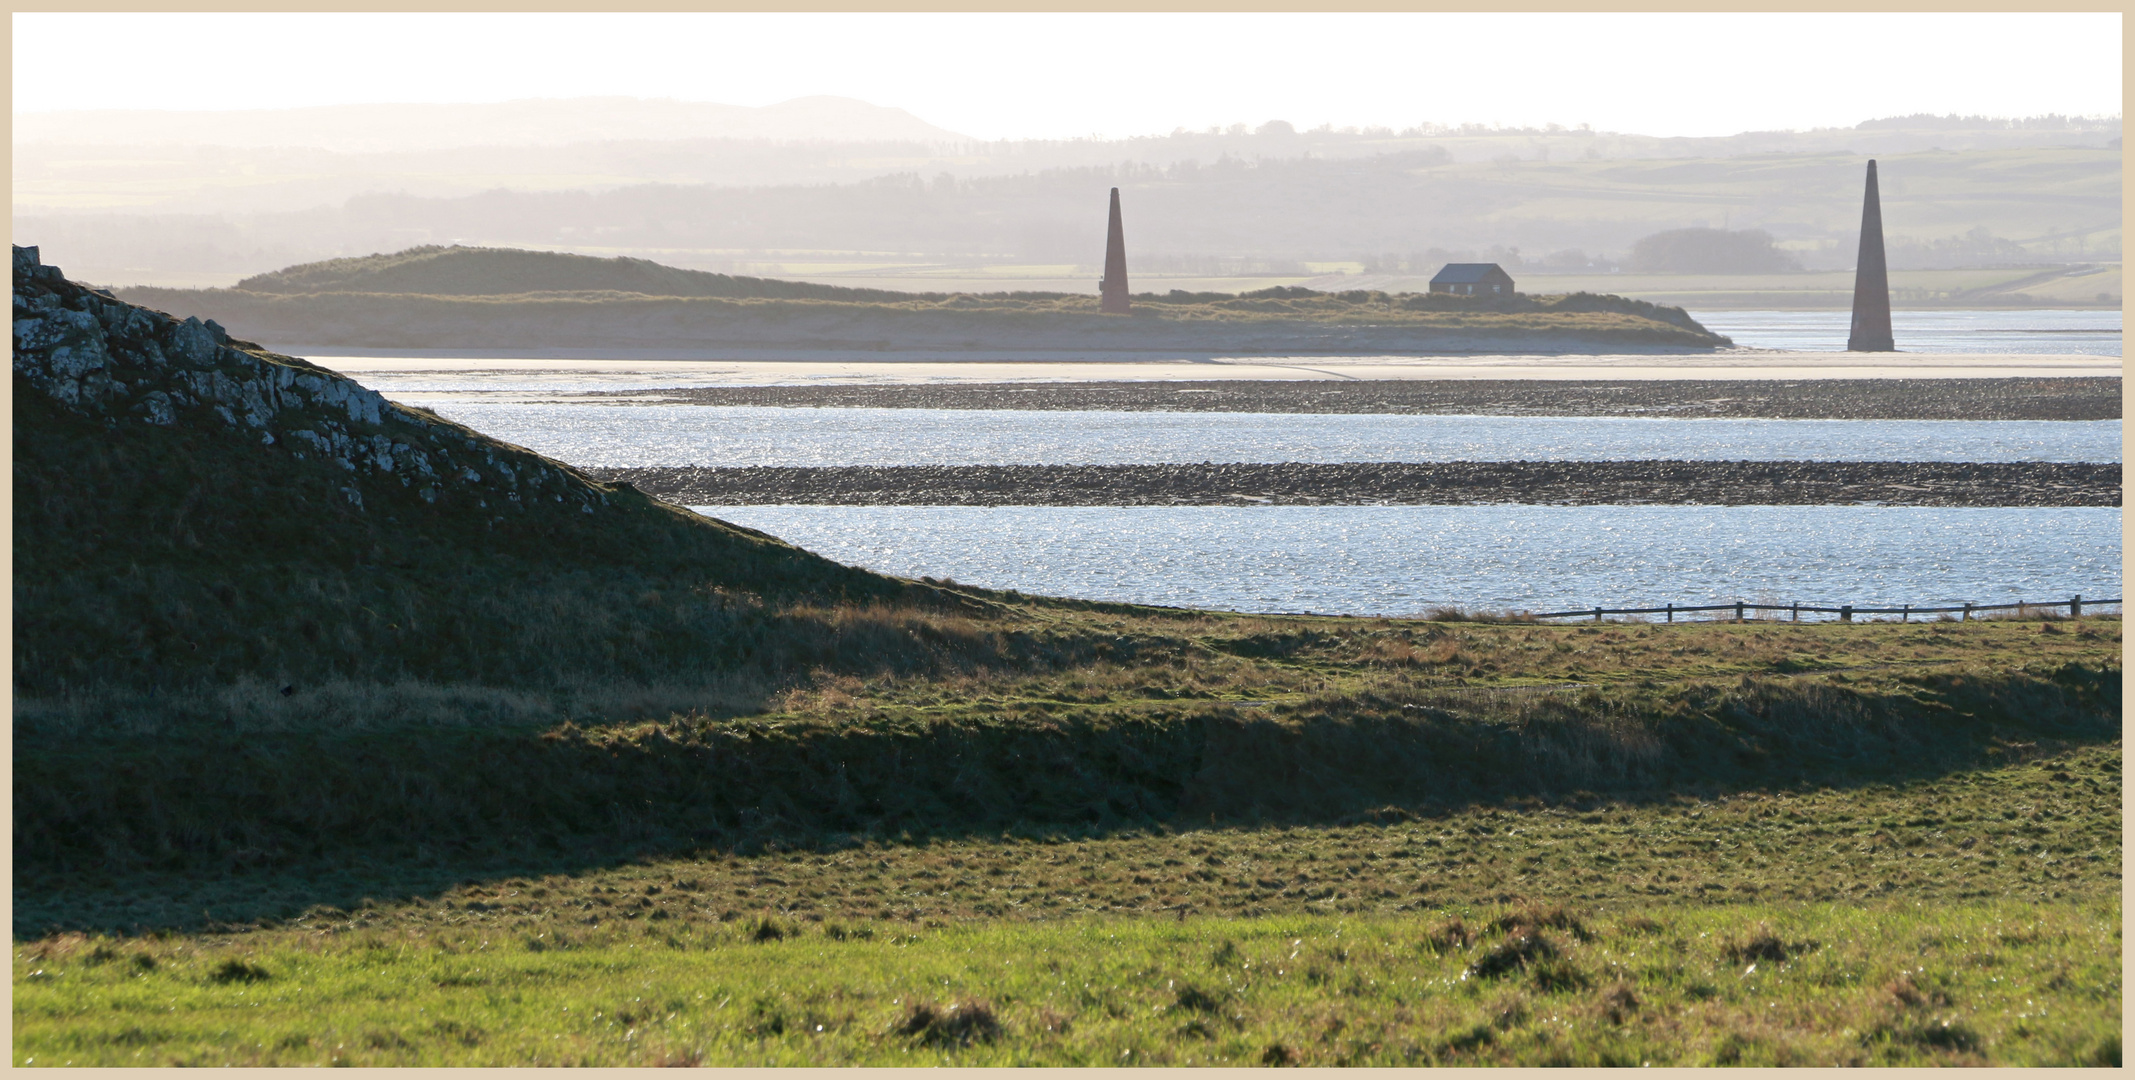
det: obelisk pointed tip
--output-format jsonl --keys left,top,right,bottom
{"left": 1847, "top": 159, "right": 1894, "bottom": 351}
{"left": 1100, "top": 188, "right": 1130, "bottom": 314}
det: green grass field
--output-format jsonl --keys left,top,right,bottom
{"left": 15, "top": 614, "right": 2121, "bottom": 1066}
{"left": 16, "top": 738, "right": 2120, "bottom": 1066}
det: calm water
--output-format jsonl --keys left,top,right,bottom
{"left": 323, "top": 309, "right": 2121, "bottom": 397}
{"left": 691, "top": 504, "right": 2122, "bottom": 617}
{"left": 1694, "top": 308, "right": 2123, "bottom": 356}
{"left": 433, "top": 404, "right": 2120, "bottom": 467}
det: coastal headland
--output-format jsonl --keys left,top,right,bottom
{"left": 113, "top": 245, "right": 1733, "bottom": 355}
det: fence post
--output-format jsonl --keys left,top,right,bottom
{"left": 1733, "top": 601, "right": 1743, "bottom": 622}
{"left": 1962, "top": 602, "right": 1972, "bottom": 622}
{"left": 1593, "top": 606, "right": 1602, "bottom": 623}
{"left": 1901, "top": 604, "right": 1909, "bottom": 623}
{"left": 1840, "top": 605, "right": 1853, "bottom": 623}
{"left": 2018, "top": 601, "right": 2027, "bottom": 619}
{"left": 2073, "top": 594, "right": 2082, "bottom": 617}
{"left": 1666, "top": 603, "right": 1673, "bottom": 623}
{"left": 1792, "top": 602, "right": 1799, "bottom": 623}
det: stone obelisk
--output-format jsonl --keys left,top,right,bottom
{"left": 1099, "top": 187, "right": 1130, "bottom": 314}
{"left": 1846, "top": 159, "right": 1895, "bottom": 352}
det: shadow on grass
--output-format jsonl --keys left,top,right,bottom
{"left": 14, "top": 662, "right": 2117, "bottom": 937}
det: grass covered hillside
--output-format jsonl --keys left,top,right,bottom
{"left": 13, "top": 246, "right": 2115, "bottom": 1065}
{"left": 115, "top": 245, "right": 1730, "bottom": 353}
{"left": 232, "top": 244, "right": 925, "bottom": 302}
{"left": 12, "top": 243, "right": 997, "bottom": 703}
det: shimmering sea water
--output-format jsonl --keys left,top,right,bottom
{"left": 429, "top": 405, "right": 2120, "bottom": 467}
{"left": 688, "top": 504, "right": 2122, "bottom": 618}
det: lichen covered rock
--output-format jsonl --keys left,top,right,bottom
{"left": 13, "top": 244, "right": 609, "bottom": 518}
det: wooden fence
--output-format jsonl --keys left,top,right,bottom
{"left": 1529, "top": 595, "right": 2120, "bottom": 623}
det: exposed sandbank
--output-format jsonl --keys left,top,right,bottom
{"left": 600, "top": 461, "right": 2122, "bottom": 509}
{"left": 594, "top": 377, "right": 2119, "bottom": 421}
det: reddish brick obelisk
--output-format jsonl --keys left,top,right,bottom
{"left": 1846, "top": 159, "right": 1895, "bottom": 352}
{"left": 1099, "top": 187, "right": 1130, "bottom": 314}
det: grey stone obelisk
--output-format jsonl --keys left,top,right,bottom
{"left": 1099, "top": 187, "right": 1130, "bottom": 314}
{"left": 1846, "top": 160, "right": 1894, "bottom": 352}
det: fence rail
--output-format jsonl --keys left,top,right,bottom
{"left": 1529, "top": 595, "right": 2120, "bottom": 623}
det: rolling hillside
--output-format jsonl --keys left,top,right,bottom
{"left": 111, "top": 245, "right": 1731, "bottom": 354}
{"left": 232, "top": 245, "right": 927, "bottom": 301}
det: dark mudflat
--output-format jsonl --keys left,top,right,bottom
{"left": 596, "top": 460, "right": 2122, "bottom": 508}
{"left": 606, "top": 377, "right": 2122, "bottom": 420}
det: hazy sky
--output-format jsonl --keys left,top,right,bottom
{"left": 13, "top": 12, "right": 2122, "bottom": 140}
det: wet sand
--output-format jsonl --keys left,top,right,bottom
{"left": 602, "top": 377, "right": 2121, "bottom": 421}
{"left": 599, "top": 461, "right": 2121, "bottom": 509}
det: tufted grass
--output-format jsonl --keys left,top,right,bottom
{"left": 15, "top": 896, "right": 2118, "bottom": 1066}
{"left": 16, "top": 615, "right": 2118, "bottom": 890}
{"left": 15, "top": 737, "right": 2120, "bottom": 1065}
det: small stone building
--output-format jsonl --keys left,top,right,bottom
{"left": 1428, "top": 263, "right": 1516, "bottom": 297}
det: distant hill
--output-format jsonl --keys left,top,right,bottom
{"left": 233, "top": 245, "right": 933, "bottom": 302}
{"left": 1628, "top": 228, "right": 1803, "bottom": 274}
{"left": 25, "top": 142, "right": 2118, "bottom": 287}
{"left": 11, "top": 95, "right": 972, "bottom": 152}
{"left": 118, "top": 245, "right": 1730, "bottom": 355}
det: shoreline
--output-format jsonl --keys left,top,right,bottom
{"left": 597, "top": 461, "right": 2124, "bottom": 509}
{"left": 303, "top": 349, "right": 2125, "bottom": 390}
{"left": 574, "top": 377, "right": 2122, "bottom": 421}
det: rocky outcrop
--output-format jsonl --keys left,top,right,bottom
{"left": 13, "top": 245, "right": 613, "bottom": 518}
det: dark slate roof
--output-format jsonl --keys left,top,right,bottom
{"left": 1429, "top": 263, "right": 1511, "bottom": 284}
